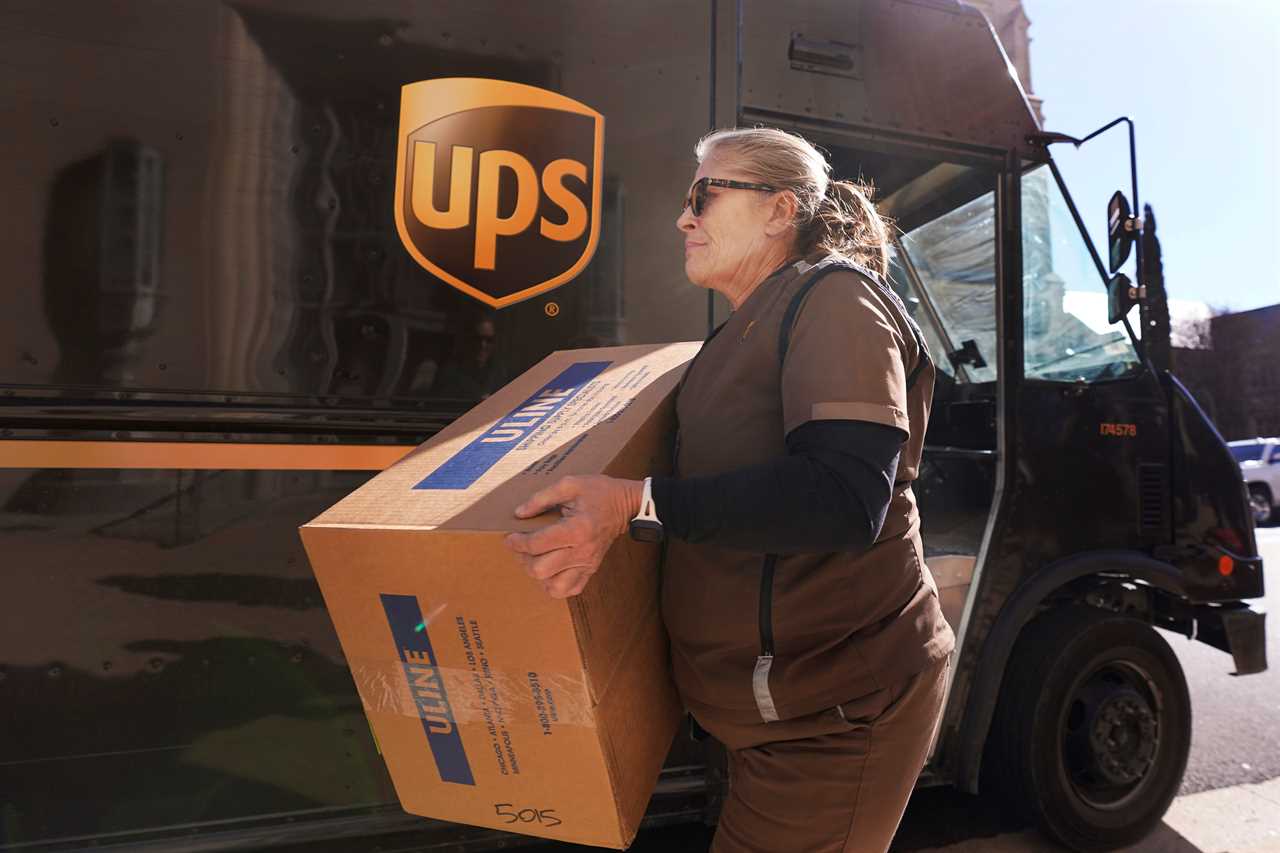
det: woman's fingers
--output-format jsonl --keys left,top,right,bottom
{"left": 524, "top": 542, "right": 595, "bottom": 581}
{"left": 513, "top": 475, "right": 580, "bottom": 518}
{"left": 505, "top": 474, "right": 641, "bottom": 598}
{"left": 505, "top": 516, "right": 600, "bottom": 582}
{"left": 542, "top": 567, "right": 593, "bottom": 599}
{"left": 504, "top": 514, "right": 587, "bottom": 557}
{"left": 563, "top": 572, "right": 593, "bottom": 598}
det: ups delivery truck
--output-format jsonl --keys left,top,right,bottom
{"left": 0, "top": 1, "right": 1266, "bottom": 852}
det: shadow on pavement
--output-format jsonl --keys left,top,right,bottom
{"left": 538, "top": 785, "right": 1208, "bottom": 852}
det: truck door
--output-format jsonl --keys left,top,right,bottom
{"left": 867, "top": 169, "right": 1010, "bottom": 751}
{"left": 1013, "top": 163, "right": 1164, "bottom": 554}
{"left": 888, "top": 177, "right": 1001, "bottom": 650}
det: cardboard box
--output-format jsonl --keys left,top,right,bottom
{"left": 300, "top": 343, "right": 699, "bottom": 848}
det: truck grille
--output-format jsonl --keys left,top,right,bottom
{"left": 1138, "top": 462, "right": 1169, "bottom": 537}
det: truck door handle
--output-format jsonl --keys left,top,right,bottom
{"left": 789, "top": 33, "right": 859, "bottom": 78}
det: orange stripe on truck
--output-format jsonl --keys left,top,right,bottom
{"left": 0, "top": 440, "right": 415, "bottom": 470}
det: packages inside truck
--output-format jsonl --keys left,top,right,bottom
{"left": 0, "top": 1, "right": 1265, "bottom": 852}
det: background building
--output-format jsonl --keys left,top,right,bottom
{"left": 966, "top": 0, "right": 1044, "bottom": 125}
{"left": 1174, "top": 305, "right": 1280, "bottom": 440}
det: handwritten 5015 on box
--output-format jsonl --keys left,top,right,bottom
{"left": 299, "top": 343, "right": 698, "bottom": 848}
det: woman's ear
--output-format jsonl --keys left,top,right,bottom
{"left": 763, "top": 190, "right": 799, "bottom": 238}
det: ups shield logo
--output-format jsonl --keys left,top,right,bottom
{"left": 393, "top": 78, "right": 604, "bottom": 308}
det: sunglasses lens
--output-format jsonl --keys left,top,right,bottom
{"left": 686, "top": 180, "right": 711, "bottom": 217}
{"left": 682, "top": 179, "right": 713, "bottom": 217}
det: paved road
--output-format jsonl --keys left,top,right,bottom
{"left": 1171, "top": 527, "right": 1280, "bottom": 796}
{"left": 545, "top": 528, "right": 1280, "bottom": 852}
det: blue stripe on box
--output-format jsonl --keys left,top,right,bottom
{"left": 414, "top": 361, "right": 611, "bottom": 490}
{"left": 380, "top": 593, "right": 475, "bottom": 786}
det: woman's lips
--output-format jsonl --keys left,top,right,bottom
{"left": 684, "top": 242, "right": 705, "bottom": 254}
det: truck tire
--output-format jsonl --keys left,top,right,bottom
{"left": 1248, "top": 484, "right": 1274, "bottom": 526}
{"left": 982, "top": 603, "right": 1191, "bottom": 851}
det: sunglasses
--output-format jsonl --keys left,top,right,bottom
{"left": 682, "top": 177, "right": 781, "bottom": 217}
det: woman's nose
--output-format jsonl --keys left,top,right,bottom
{"left": 676, "top": 206, "right": 696, "bottom": 231}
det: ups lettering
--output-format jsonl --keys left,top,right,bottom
{"left": 394, "top": 78, "right": 603, "bottom": 308}
{"left": 411, "top": 142, "right": 588, "bottom": 270}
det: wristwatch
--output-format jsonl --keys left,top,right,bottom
{"left": 628, "top": 476, "right": 664, "bottom": 542}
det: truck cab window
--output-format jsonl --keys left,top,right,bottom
{"left": 892, "top": 189, "right": 998, "bottom": 385}
{"left": 1021, "top": 166, "right": 1142, "bottom": 382}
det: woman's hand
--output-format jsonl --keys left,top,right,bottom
{"left": 504, "top": 475, "right": 644, "bottom": 599}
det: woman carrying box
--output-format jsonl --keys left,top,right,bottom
{"left": 506, "top": 127, "right": 954, "bottom": 853}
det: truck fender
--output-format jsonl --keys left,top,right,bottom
{"left": 955, "top": 550, "right": 1185, "bottom": 794}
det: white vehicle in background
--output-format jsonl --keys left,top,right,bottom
{"left": 1230, "top": 438, "right": 1280, "bottom": 525}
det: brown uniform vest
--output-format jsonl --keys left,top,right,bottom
{"left": 661, "top": 255, "right": 955, "bottom": 725}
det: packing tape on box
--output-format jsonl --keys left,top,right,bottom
{"left": 348, "top": 658, "right": 595, "bottom": 729}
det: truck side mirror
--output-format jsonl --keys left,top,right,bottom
{"left": 1108, "top": 190, "right": 1136, "bottom": 273}
{"left": 1107, "top": 273, "right": 1143, "bottom": 324}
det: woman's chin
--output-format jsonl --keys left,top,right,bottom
{"left": 683, "top": 259, "right": 709, "bottom": 287}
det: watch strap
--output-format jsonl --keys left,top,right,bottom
{"left": 629, "top": 477, "right": 664, "bottom": 542}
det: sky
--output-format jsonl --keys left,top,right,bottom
{"left": 1022, "top": 0, "right": 1280, "bottom": 314}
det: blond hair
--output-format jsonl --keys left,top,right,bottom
{"left": 694, "top": 127, "right": 893, "bottom": 278}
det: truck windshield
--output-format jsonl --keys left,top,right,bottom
{"left": 888, "top": 164, "right": 1143, "bottom": 386}
{"left": 1020, "top": 165, "right": 1142, "bottom": 382}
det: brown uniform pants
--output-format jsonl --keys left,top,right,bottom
{"left": 700, "top": 656, "right": 950, "bottom": 853}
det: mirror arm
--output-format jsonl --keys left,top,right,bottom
{"left": 1034, "top": 118, "right": 1143, "bottom": 285}
{"left": 1045, "top": 160, "right": 1143, "bottom": 352}
{"left": 1027, "top": 130, "right": 1084, "bottom": 146}
{"left": 1078, "top": 117, "right": 1138, "bottom": 207}
{"left": 1046, "top": 159, "right": 1109, "bottom": 284}
{"left": 1034, "top": 117, "right": 1139, "bottom": 217}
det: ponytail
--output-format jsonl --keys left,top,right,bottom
{"left": 799, "top": 179, "right": 893, "bottom": 278}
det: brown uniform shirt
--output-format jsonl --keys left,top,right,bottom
{"left": 662, "top": 255, "right": 956, "bottom": 725}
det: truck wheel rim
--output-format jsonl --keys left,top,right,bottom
{"left": 1060, "top": 660, "right": 1161, "bottom": 811}
{"left": 1249, "top": 492, "right": 1270, "bottom": 523}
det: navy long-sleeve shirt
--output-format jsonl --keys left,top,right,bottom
{"left": 649, "top": 419, "right": 905, "bottom": 555}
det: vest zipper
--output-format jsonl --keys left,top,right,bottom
{"left": 758, "top": 553, "right": 777, "bottom": 656}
